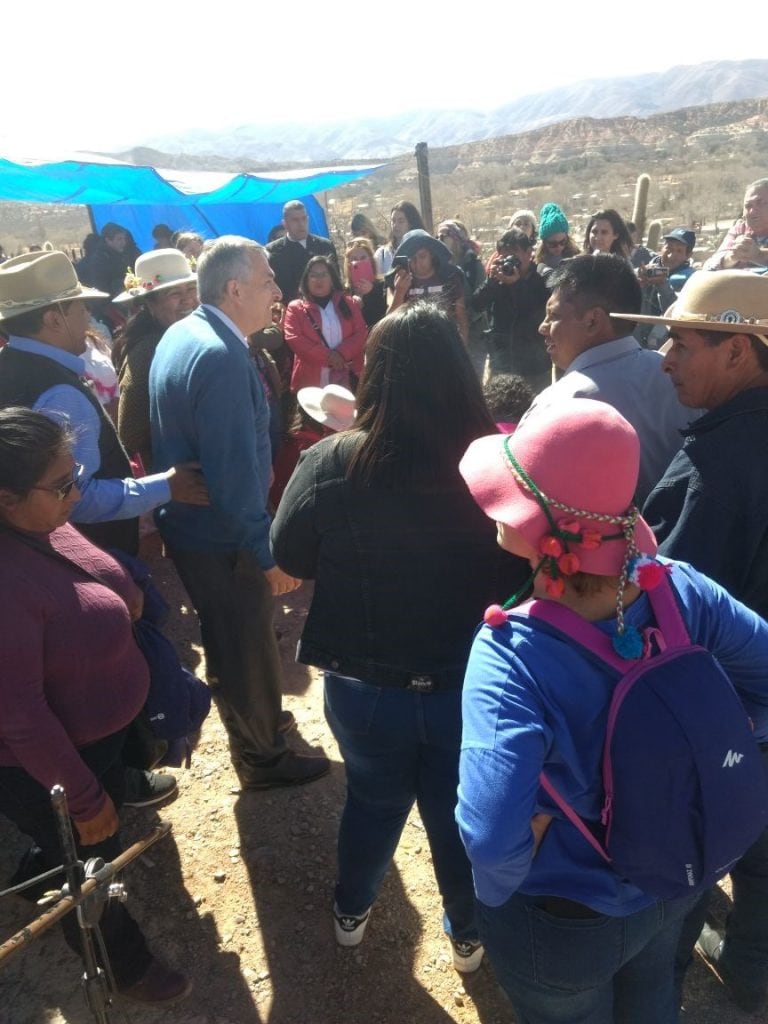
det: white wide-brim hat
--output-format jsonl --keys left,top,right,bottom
{"left": 297, "top": 385, "right": 356, "bottom": 432}
{"left": 113, "top": 248, "right": 197, "bottom": 304}
{"left": 0, "top": 251, "right": 108, "bottom": 320}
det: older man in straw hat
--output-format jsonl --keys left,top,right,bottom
{"left": 614, "top": 270, "right": 768, "bottom": 1014}
{"left": 112, "top": 248, "right": 199, "bottom": 471}
{"left": 0, "top": 250, "right": 207, "bottom": 557}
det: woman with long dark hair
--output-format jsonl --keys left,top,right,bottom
{"left": 584, "top": 209, "right": 633, "bottom": 260}
{"left": 282, "top": 254, "right": 368, "bottom": 393}
{"left": 271, "top": 303, "right": 528, "bottom": 968}
{"left": 374, "top": 200, "right": 426, "bottom": 275}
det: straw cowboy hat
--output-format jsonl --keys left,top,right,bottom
{"left": 612, "top": 270, "right": 768, "bottom": 343}
{"left": 0, "top": 251, "right": 107, "bottom": 321}
{"left": 297, "top": 384, "right": 356, "bottom": 432}
{"left": 113, "top": 248, "right": 197, "bottom": 304}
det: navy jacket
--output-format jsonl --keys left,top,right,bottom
{"left": 270, "top": 432, "right": 529, "bottom": 687}
{"left": 643, "top": 386, "right": 768, "bottom": 619}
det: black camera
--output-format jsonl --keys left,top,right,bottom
{"left": 499, "top": 255, "right": 521, "bottom": 275}
{"left": 642, "top": 266, "right": 669, "bottom": 279}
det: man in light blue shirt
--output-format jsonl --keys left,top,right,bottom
{"left": 0, "top": 250, "right": 207, "bottom": 554}
{"left": 525, "top": 253, "right": 691, "bottom": 506}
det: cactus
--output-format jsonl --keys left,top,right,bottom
{"left": 646, "top": 219, "right": 662, "bottom": 253}
{"left": 632, "top": 175, "right": 650, "bottom": 238}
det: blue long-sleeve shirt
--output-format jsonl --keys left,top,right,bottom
{"left": 458, "top": 561, "right": 768, "bottom": 914}
{"left": 7, "top": 336, "right": 171, "bottom": 522}
{"left": 149, "top": 306, "right": 274, "bottom": 566}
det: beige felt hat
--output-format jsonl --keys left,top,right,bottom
{"left": 612, "top": 270, "right": 768, "bottom": 343}
{"left": 113, "top": 248, "right": 197, "bottom": 304}
{"left": 0, "top": 251, "right": 108, "bottom": 320}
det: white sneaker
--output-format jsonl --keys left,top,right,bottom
{"left": 333, "top": 903, "right": 371, "bottom": 947}
{"left": 450, "top": 937, "right": 484, "bottom": 973}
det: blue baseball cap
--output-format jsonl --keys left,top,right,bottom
{"left": 662, "top": 228, "right": 696, "bottom": 250}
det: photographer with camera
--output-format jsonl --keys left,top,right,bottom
{"left": 471, "top": 229, "right": 551, "bottom": 391}
{"left": 636, "top": 228, "right": 697, "bottom": 348}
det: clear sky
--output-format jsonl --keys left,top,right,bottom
{"left": 1, "top": 1, "right": 759, "bottom": 157}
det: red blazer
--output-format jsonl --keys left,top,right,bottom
{"left": 283, "top": 292, "right": 367, "bottom": 391}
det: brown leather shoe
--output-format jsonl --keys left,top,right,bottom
{"left": 118, "top": 958, "right": 192, "bottom": 1006}
{"left": 241, "top": 751, "right": 330, "bottom": 790}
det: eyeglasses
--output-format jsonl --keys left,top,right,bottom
{"left": 546, "top": 239, "right": 567, "bottom": 249}
{"left": 308, "top": 270, "right": 331, "bottom": 279}
{"left": 30, "top": 462, "right": 84, "bottom": 501}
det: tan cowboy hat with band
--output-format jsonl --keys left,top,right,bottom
{"left": 612, "top": 270, "right": 768, "bottom": 345}
{"left": 0, "top": 251, "right": 108, "bottom": 321}
{"left": 113, "top": 248, "right": 197, "bottom": 305}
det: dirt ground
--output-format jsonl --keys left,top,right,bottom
{"left": 0, "top": 535, "right": 760, "bottom": 1024}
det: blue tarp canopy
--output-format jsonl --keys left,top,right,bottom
{"left": 0, "top": 156, "right": 383, "bottom": 250}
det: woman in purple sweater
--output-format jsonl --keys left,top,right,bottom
{"left": 0, "top": 407, "right": 190, "bottom": 1006}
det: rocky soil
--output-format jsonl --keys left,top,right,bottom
{"left": 0, "top": 535, "right": 758, "bottom": 1024}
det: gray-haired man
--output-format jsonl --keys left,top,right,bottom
{"left": 150, "top": 236, "right": 329, "bottom": 789}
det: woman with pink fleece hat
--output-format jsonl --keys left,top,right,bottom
{"left": 456, "top": 397, "right": 768, "bottom": 1024}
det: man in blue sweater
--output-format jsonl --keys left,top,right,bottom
{"left": 150, "top": 236, "right": 329, "bottom": 789}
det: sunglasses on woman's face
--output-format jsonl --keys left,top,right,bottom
{"left": 546, "top": 239, "right": 567, "bottom": 249}
{"left": 31, "top": 462, "right": 84, "bottom": 501}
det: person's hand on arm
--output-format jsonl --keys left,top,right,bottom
{"left": 264, "top": 565, "right": 301, "bottom": 596}
{"left": 166, "top": 462, "right": 209, "bottom": 505}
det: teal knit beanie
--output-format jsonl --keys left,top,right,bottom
{"left": 539, "top": 203, "right": 569, "bottom": 239}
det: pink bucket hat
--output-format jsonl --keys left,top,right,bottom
{"left": 460, "top": 399, "right": 662, "bottom": 658}
{"left": 460, "top": 398, "right": 657, "bottom": 576}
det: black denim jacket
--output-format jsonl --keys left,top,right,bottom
{"left": 270, "top": 432, "right": 529, "bottom": 688}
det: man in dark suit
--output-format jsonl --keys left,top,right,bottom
{"left": 150, "top": 236, "right": 330, "bottom": 790}
{"left": 265, "top": 200, "right": 337, "bottom": 302}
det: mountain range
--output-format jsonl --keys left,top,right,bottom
{"left": 135, "top": 59, "right": 768, "bottom": 165}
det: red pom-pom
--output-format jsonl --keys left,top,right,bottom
{"left": 579, "top": 530, "right": 603, "bottom": 550}
{"left": 545, "top": 577, "right": 566, "bottom": 598}
{"left": 484, "top": 604, "right": 508, "bottom": 628}
{"left": 633, "top": 561, "right": 670, "bottom": 590}
{"left": 557, "top": 553, "right": 581, "bottom": 576}
{"left": 539, "top": 535, "right": 563, "bottom": 557}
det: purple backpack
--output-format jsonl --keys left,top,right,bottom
{"left": 514, "top": 578, "right": 768, "bottom": 900}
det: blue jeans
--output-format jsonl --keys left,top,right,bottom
{"left": 324, "top": 673, "right": 477, "bottom": 941}
{"left": 479, "top": 891, "right": 698, "bottom": 1024}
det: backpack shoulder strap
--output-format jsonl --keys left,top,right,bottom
{"left": 538, "top": 773, "right": 611, "bottom": 863}
{"left": 518, "top": 598, "right": 629, "bottom": 674}
{"left": 646, "top": 575, "right": 690, "bottom": 647}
